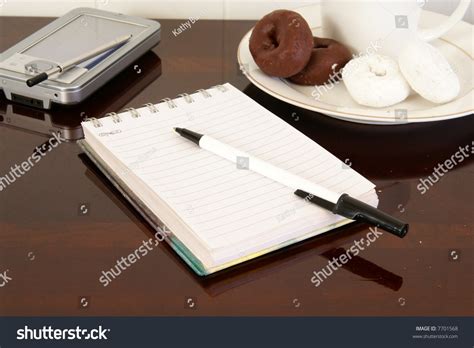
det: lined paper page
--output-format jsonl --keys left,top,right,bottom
{"left": 83, "top": 83, "right": 376, "bottom": 252}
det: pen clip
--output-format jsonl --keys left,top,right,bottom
{"left": 295, "top": 190, "right": 409, "bottom": 238}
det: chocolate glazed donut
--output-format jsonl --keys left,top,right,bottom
{"left": 249, "top": 10, "right": 313, "bottom": 78}
{"left": 289, "top": 37, "right": 352, "bottom": 86}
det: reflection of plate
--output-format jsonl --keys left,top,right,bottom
{"left": 237, "top": 4, "right": 473, "bottom": 124}
{"left": 243, "top": 84, "right": 474, "bottom": 180}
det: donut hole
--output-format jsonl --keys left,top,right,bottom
{"left": 370, "top": 65, "right": 387, "bottom": 77}
{"left": 262, "top": 27, "right": 280, "bottom": 50}
{"left": 315, "top": 43, "right": 330, "bottom": 49}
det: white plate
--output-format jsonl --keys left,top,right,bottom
{"left": 237, "top": 4, "right": 473, "bottom": 124}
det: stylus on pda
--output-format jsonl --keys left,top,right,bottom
{"left": 174, "top": 127, "right": 409, "bottom": 238}
{"left": 26, "top": 34, "right": 132, "bottom": 87}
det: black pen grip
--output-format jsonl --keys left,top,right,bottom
{"left": 334, "top": 194, "right": 408, "bottom": 238}
{"left": 26, "top": 72, "right": 48, "bottom": 87}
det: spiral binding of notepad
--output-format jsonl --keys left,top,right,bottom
{"left": 88, "top": 84, "right": 229, "bottom": 128}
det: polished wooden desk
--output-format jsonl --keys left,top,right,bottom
{"left": 0, "top": 16, "right": 472, "bottom": 316}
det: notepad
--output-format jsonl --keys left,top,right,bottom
{"left": 79, "top": 83, "right": 378, "bottom": 275}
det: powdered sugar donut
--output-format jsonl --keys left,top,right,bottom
{"left": 342, "top": 55, "right": 410, "bottom": 108}
{"left": 399, "top": 39, "right": 460, "bottom": 104}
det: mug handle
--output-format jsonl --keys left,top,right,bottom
{"left": 418, "top": 0, "right": 470, "bottom": 41}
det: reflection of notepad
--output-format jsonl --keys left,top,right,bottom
{"left": 79, "top": 83, "right": 378, "bottom": 275}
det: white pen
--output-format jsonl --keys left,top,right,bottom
{"left": 173, "top": 127, "right": 408, "bottom": 238}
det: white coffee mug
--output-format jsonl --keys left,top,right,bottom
{"left": 321, "top": 0, "right": 470, "bottom": 58}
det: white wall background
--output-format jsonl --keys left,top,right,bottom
{"left": 0, "top": 0, "right": 472, "bottom": 23}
